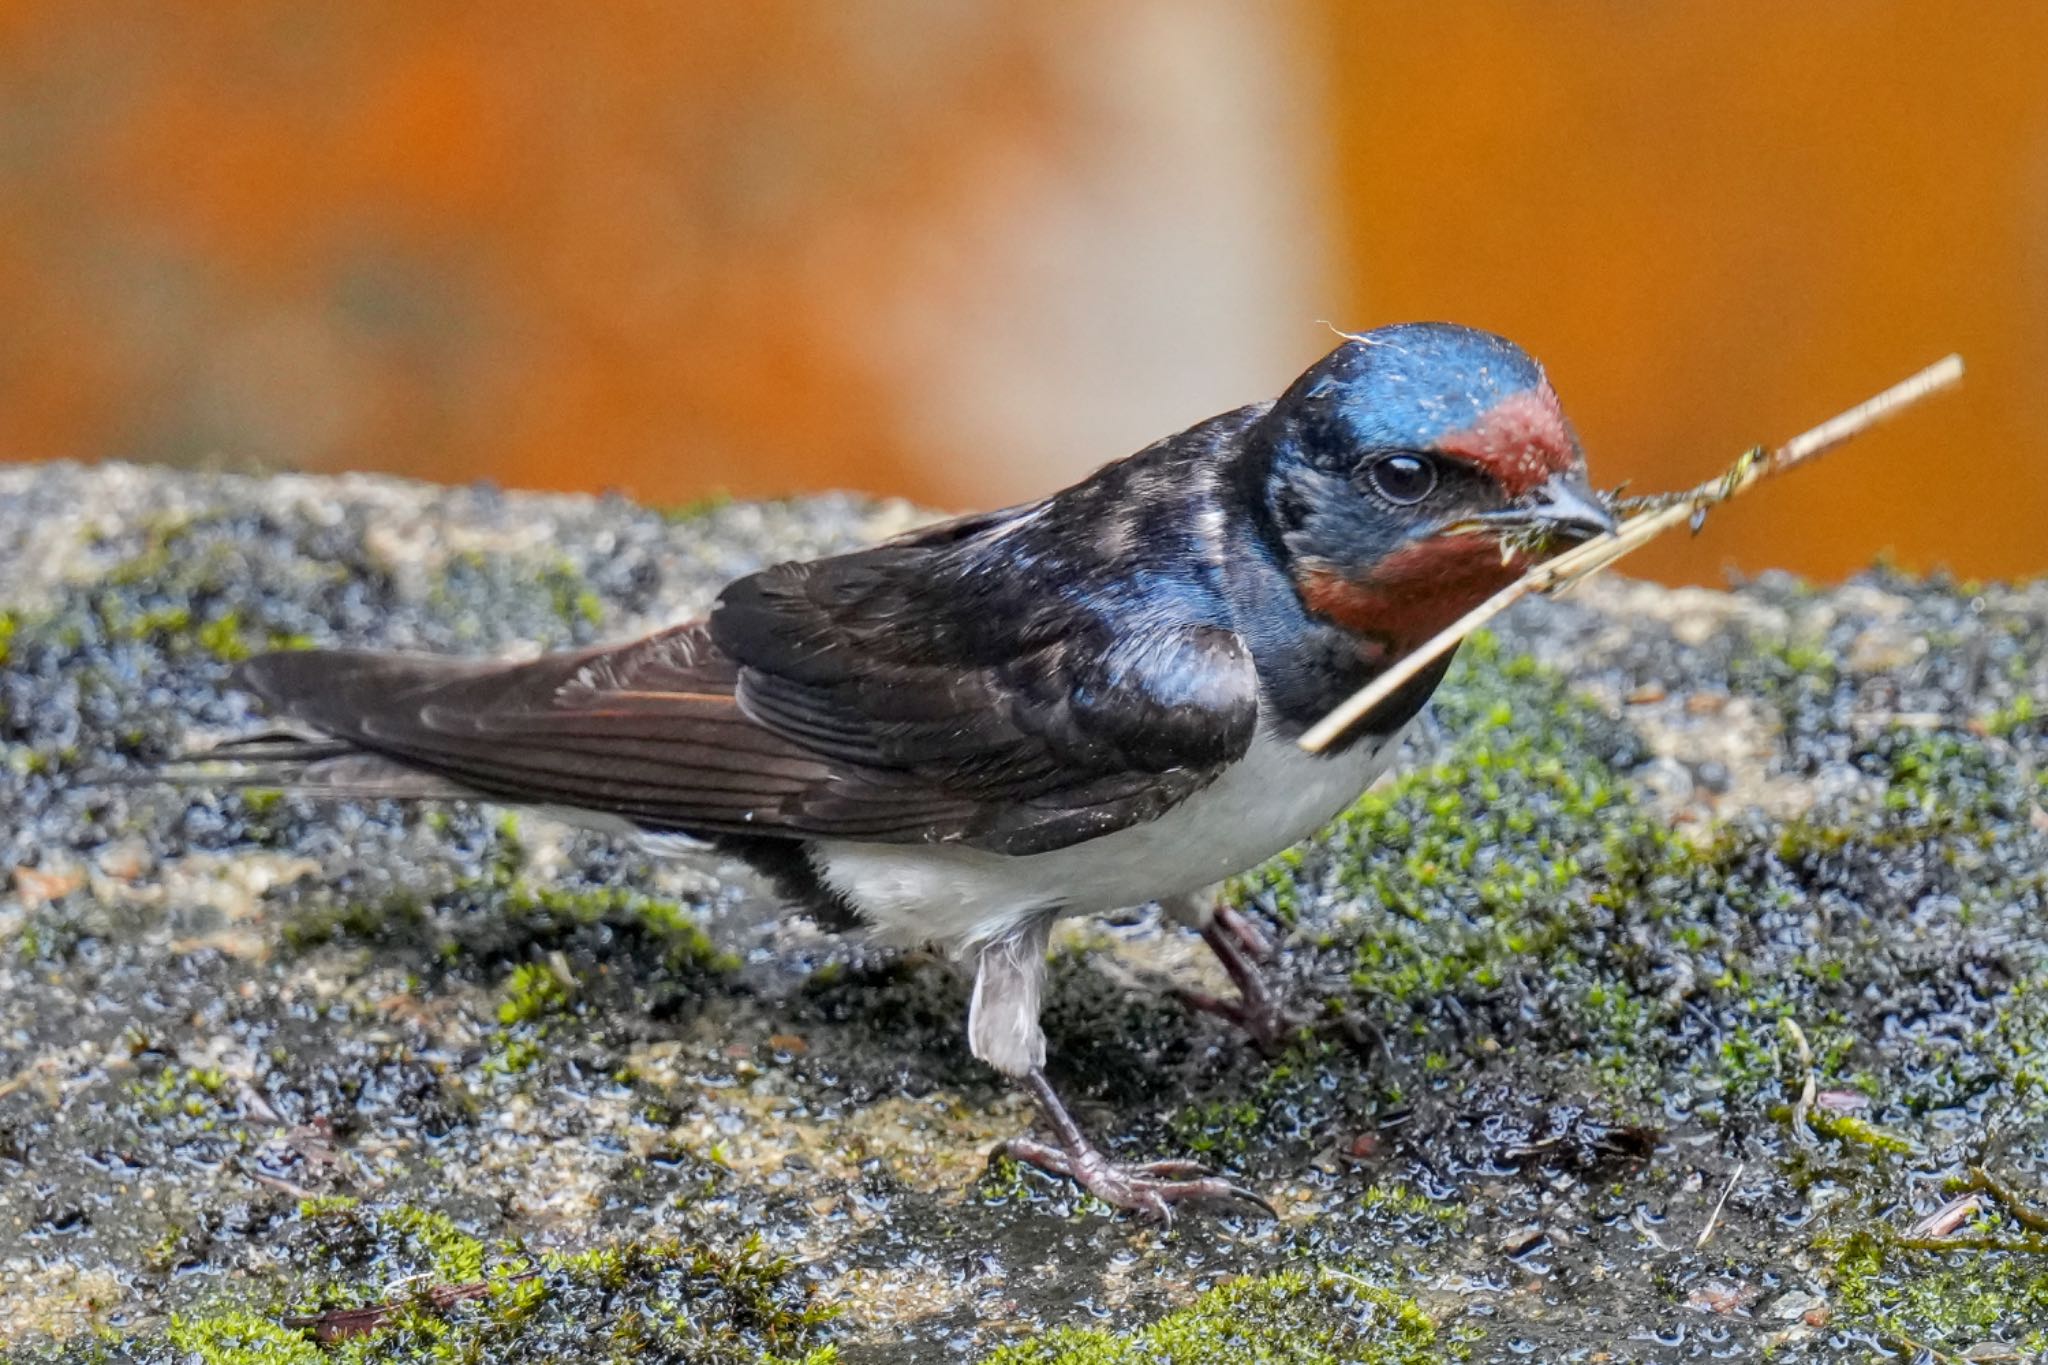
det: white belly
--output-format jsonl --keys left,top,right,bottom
{"left": 808, "top": 721, "right": 1410, "bottom": 950}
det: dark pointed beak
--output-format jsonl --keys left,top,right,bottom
{"left": 1526, "top": 471, "right": 1618, "bottom": 543}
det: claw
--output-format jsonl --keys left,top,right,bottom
{"left": 1214, "top": 1182, "right": 1281, "bottom": 1220}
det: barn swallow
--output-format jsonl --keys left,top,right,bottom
{"left": 199, "top": 322, "right": 1615, "bottom": 1219}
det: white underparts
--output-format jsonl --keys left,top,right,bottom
{"left": 809, "top": 721, "right": 1409, "bottom": 1073}
{"left": 806, "top": 721, "right": 1409, "bottom": 951}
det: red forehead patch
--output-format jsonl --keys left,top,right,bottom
{"left": 1432, "top": 383, "right": 1579, "bottom": 497}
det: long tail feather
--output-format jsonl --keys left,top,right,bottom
{"left": 95, "top": 734, "right": 480, "bottom": 802}
{"left": 93, "top": 653, "right": 496, "bottom": 803}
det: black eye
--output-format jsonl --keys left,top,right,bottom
{"left": 1365, "top": 453, "right": 1437, "bottom": 506}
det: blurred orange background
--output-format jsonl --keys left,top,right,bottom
{"left": 2, "top": 2, "right": 2044, "bottom": 584}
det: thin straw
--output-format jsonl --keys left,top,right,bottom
{"left": 1297, "top": 354, "right": 1965, "bottom": 754}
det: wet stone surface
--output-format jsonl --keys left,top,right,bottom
{"left": 3, "top": 462, "right": 2048, "bottom": 1363}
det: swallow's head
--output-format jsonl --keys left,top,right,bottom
{"left": 1253, "top": 322, "right": 1615, "bottom": 656}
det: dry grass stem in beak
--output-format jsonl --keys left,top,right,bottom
{"left": 1298, "top": 353, "right": 1965, "bottom": 754}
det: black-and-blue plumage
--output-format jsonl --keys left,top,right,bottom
{"left": 203, "top": 321, "right": 1616, "bottom": 1217}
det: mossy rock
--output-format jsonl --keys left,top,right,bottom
{"left": 5, "top": 464, "right": 2048, "bottom": 1362}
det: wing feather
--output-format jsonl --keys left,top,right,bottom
{"left": 226, "top": 498, "right": 1262, "bottom": 853}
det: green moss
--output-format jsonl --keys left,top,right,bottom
{"left": 539, "top": 559, "right": 605, "bottom": 627}
{"left": 1983, "top": 692, "right": 2039, "bottom": 737}
{"left": 103, "top": 515, "right": 194, "bottom": 587}
{"left": 1985, "top": 980, "right": 2048, "bottom": 1114}
{"left": 502, "top": 883, "right": 739, "bottom": 974}
{"left": 0, "top": 514, "right": 334, "bottom": 679}
{"left": 130, "top": 1064, "right": 232, "bottom": 1123}
{"left": 281, "top": 895, "right": 427, "bottom": 951}
{"left": 195, "top": 610, "right": 254, "bottom": 662}
{"left": 1229, "top": 644, "right": 1678, "bottom": 1087}
{"left": 1219, "top": 616, "right": 2048, "bottom": 1162}
{"left": 367, "top": 1207, "right": 483, "bottom": 1283}
{"left": 1170, "top": 1096, "right": 1267, "bottom": 1159}
{"left": 142, "top": 1224, "right": 191, "bottom": 1274}
{"left": 1881, "top": 729, "right": 2013, "bottom": 827}
{"left": 975, "top": 1155, "right": 1039, "bottom": 1206}
{"left": 1324, "top": 650, "right": 1634, "bottom": 923}
{"left": 547, "top": 1233, "right": 834, "bottom": 1347}
{"left": 1224, "top": 845, "right": 1307, "bottom": 924}
{"left": 982, "top": 1268, "right": 1453, "bottom": 1365}
{"left": 421, "top": 545, "right": 627, "bottom": 648}
{"left": 166, "top": 1311, "right": 323, "bottom": 1365}
{"left": 489, "top": 809, "right": 526, "bottom": 871}
{"left": 279, "top": 857, "right": 734, "bottom": 981}
{"left": 238, "top": 788, "right": 283, "bottom": 815}
{"left": 151, "top": 1221, "right": 838, "bottom": 1364}
{"left": 1826, "top": 1229, "right": 2048, "bottom": 1354}
{"left": 481, "top": 1034, "right": 544, "bottom": 1075}
{"left": 20, "top": 486, "right": 2048, "bottom": 1360}
{"left": 496, "top": 960, "right": 575, "bottom": 1025}
{"left": 1714, "top": 1023, "right": 1779, "bottom": 1093}
{"left": 1357, "top": 1182, "right": 1467, "bottom": 1229}
{"left": 1769, "top": 1104, "right": 1919, "bottom": 1155}
{"left": 1165, "top": 1039, "right": 1372, "bottom": 1169}
{"left": 1729, "top": 631, "right": 1841, "bottom": 711}
{"left": 109, "top": 604, "right": 190, "bottom": 642}
{"left": 296, "top": 1194, "right": 361, "bottom": 1219}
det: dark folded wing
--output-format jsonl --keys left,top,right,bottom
{"left": 230, "top": 545, "right": 1260, "bottom": 856}
{"left": 707, "top": 542, "right": 1261, "bottom": 851}
{"left": 229, "top": 624, "right": 860, "bottom": 835}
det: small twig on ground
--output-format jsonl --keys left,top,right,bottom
{"left": 1782, "top": 1018, "right": 1818, "bottom": 1148}
{"left": 1889, "top": 1167, "right": 2048, "bottom": 1257}
{"left": 1300, "top": 353, "right": 1965, "bottom": 753}
{"left": 1896, "top": 1235, "right": 2048, "bottom": 1255}
{"left": 282, "top": 1271, "right": 540, "bottom": 1343}
{"left": 248, "top": 1170, "right": 318, "bottom": 1202}
{"left": 1907, "top": 1192, "right": 1984, "bottom": 1240}
{"left": 1697, "top": 1160, "right": 1744, "bottom": 1249}
{"left": 1873, "top": 1330, "right": 1968, "bottom": 1365}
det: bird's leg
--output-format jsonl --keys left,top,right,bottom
{"left": 1210, "top": 901, "right": 1274, "bottom": 960}
{"left": 1163, "top": 894, "right": 1298, "bottom": 1052}
{"left": 968, "top": 918, "right": 1269, "bottom": 1221}
{"left": 993, "top": 1068, "right": 1273, "bottom": 1222}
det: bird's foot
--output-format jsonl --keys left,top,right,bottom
{"left": 1177, "top": 985, "right": 1302, "bottom": 1053}
{"left": 994, "top": 1136, "right": 1274, "bottom": 1223}
{"left": 1179, "top": 905, "right": 1304, "bottom": 1053}
{"left": 998, "top": 1067, "right": 1274, "bottom": 1223}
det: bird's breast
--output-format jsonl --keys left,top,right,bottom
{"left": 806, "top": 719, "right": 1412, "bottom": 951}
